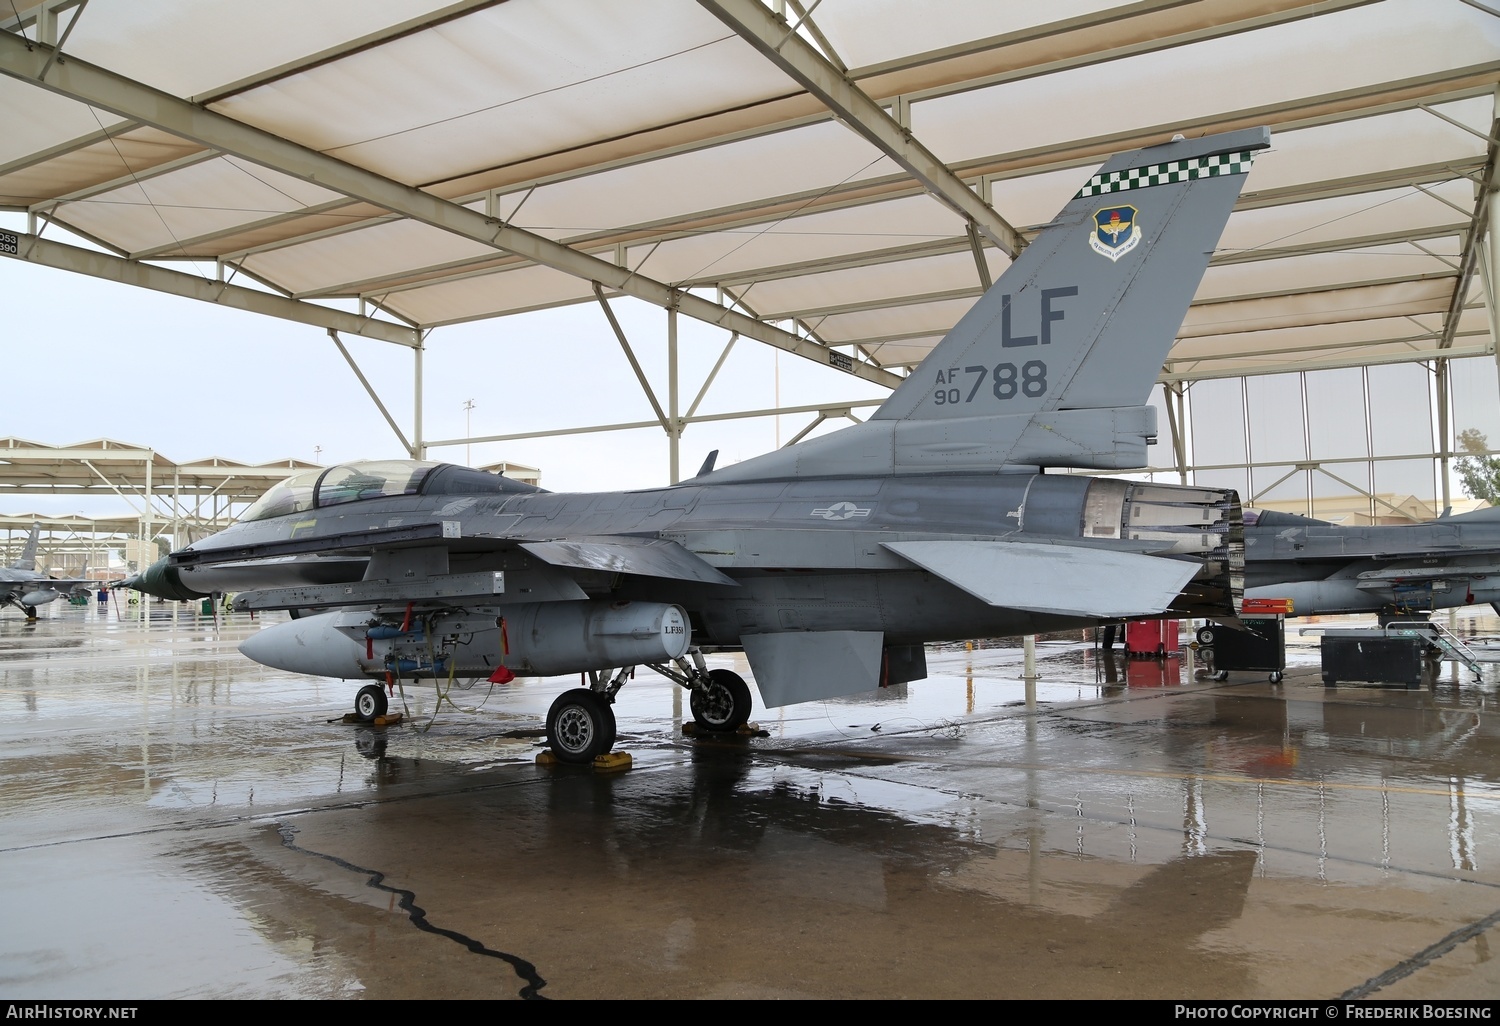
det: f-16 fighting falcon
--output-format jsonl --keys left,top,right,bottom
{"left": 1244, "top": 506, "right": 1500, "bottom": 620}
{"left": 128, "top": 128, "right": 1269, "bottom": 762}
{"left": 0, "top": 522, "right": 92, "bottom": 619}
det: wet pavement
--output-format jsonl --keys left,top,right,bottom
{"left": 3, "top": 601, "right": 1500, "bottom": 999}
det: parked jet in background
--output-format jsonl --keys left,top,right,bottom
{"left": 0, "top": 523, "right": 92, "bottom": 619}
{"left": 1244, "top": 506, "right": 1500, "bottom": 619}
{"left": 130, "top": 128, "right": 1270, "bottom": 762}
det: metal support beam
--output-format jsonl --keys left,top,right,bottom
{"left": 0, "top": 33, "right": 900, "bottom": 389}
{"left": 783, "top": 413, "right": 828, "bottom": 448}
{"left": 424, "top": 397, "right": 886, "bottom": 448}
{"left": 1419, "top": 102, "right": 1500, "bottom": 145}
{"left": 1248, "top": 464, "right": 1303, "bottom": 506}
{"left": 685, "top": 332, "right": 738, "bottom": 420}
{"left": 79, "top": 459, "right": 145, "bottom": 515}
{"left": 329, "top": 330, "right": 415, "bottom": 457}
{"left": 1313, "top": 464, "right": 1427, "bottom": 524}
{"left": 1161, "top": 343, "right": 1494, "bottom": 383}
{"left": 1164, "top": 382, "right": 1188, "bottom": 485}
{"left": 1436, "top": 358, "right": 1452, "bottom": 513}
{"left": 1436, "top": 101, "right": 1498, "bottom": 357}
{"left": 32, "top": 150, "right": 217, "bottom": 213}
{"left": 594, "top": 283, "right": 669, "bottom": 431}
{"left": 1483, "top": 149, "right": 1500, "bottom": 389}
{"left": 142, "top": 454, "right": 152, "bottom": 549}
{"left": 668, "top": 305, "right": 681, "bottom": 485}
{"left": 414, "top": 339, "right": 425, "bottom": 460}
{"left": 697, "top": 0, "right": 1025, "bottom": 258}
{"left": 965, "top": 222, "right": 993, "bottom": 292}
{"left": 0, "top": 230, "right": 420, "bottom": 347}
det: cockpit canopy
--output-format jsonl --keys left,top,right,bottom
{"left": 241, "top": 460, "right": 542, "bottom": 522}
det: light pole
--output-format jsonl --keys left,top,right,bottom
{"left": 462, "top": 399, "right": 476, "bottom": 466}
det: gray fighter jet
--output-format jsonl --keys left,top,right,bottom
{"left": 0, "top": 523, "right": 92, "bottom": 619}
{"left": 129, "top": 128, "right": 1268, "bottom": 762}
{"left": 1244, "top": 506, "right": 1500, "bottom": 619}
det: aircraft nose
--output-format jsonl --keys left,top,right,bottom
{"left": 127, "top": 557, "right": 205, "bottom": 601}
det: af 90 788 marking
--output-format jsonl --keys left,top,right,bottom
{"left": 933, "top": 361, "right": 1047, "bottom": 405}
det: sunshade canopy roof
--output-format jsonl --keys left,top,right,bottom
{"left": 0, "top": 0, "right": 1495, "bottom": 397}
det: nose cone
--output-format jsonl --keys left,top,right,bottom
{"left": 240, "top": 612, "right": 368, "bottom": 679}
{"left": 129, "top": 557, "right": 206, "bottom": 601}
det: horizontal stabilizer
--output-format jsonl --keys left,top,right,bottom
{"left": 884, "top": 539, "right": 1198, "bottom": 618}
{"left": 742, "top": 630, "right": 884, "bottom": 707}
{"left": 521, "top": 536, "right": 739, "bottom": 587}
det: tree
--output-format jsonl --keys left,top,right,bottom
{"left": 1455, "top": 428, "right": 1500, "bottom": 506}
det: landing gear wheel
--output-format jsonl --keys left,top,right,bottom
{"left": 690, "top": 668, "right": 752, "bottom": 732}
{"left": 547, "top": 688, "right": 612, "bottom": 764}
{"left": 1196, "top": 626, "right": 1215, "bottom": 646}
{"left": 354, "top": 684, "right": 388, "bottom": 722}
{"left": 598, "top": 700, "right": 618, "bottom": 752}
{"left": 22, "top": 604, "right": 36, "bottom": 620}
{"left": 1269, "top": 671, "right": 1284, "bottom": 684}
{"left": 1212, "top": 670, "right": 1229, "bottom": 681}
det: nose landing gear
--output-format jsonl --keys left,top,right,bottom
{"left": 354, "top": 683, "right": 388, "bottom": 722}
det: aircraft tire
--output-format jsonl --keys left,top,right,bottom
{"left": 690, "top": 668, "right": 752, "bottom": 733}
{"left": 597, "top": 699, "right": 618, "bottom": 752}
{"left": 547, "top": 688, "right": 612, "bottom": 764}
{"left": 1196, "top": 626, "right": 1215, "bottom": 646}
{"left": 355, "top": 684, "right": 388, "bottom": 722}
{"left": 22, "top": 605, "right": 36, "bottom": 620}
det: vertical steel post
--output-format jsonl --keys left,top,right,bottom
{"left": 1436, "top": 358, "right": 1452, "bottom": 513}
{"left": 144, "top": 454, "right": 152, "bottom": 545}
{"left": 1023, "top": 634, "right": 1037, "bottom": 709}
{"left": 1488, "top": 85, "right": 1500, "bottom": 415}
{"left": 668, "top": 304, "right": 680, "bottom": 484}
{"left": 413, "top": 339, "right": 425, "bottom": 460}
{"left": 1165, "top": 382, "right": 1188, "bottom": 485}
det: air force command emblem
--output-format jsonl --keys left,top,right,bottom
{"left": 1090, "top": 205, "right": 1140, "bottom": 262}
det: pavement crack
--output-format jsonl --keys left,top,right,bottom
{"left": 1338, "top": 905, "right": 1500, "bottom": 999}
{"left": 275, "top": 821, "right": 548, "bottom": 1000}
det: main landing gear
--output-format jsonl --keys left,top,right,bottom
{"left": 650, "top": 650, "right": 753, "bottom": 734}
{"left": 543, "top": 650, "right": 754, "bottom": 765}
{"left": 690, "top": 669, "right": 752, "bottom": 732}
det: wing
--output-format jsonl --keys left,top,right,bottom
{"left": 739, "top": 540, "right": 1200, "bottom": 708}
{"left": 519, "top": 537, "right": 737, "bottom": 587}
{"left": 883, "top": 539, "right": 1200, "bottom": 618}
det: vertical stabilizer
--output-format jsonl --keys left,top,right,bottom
{"left": 703, "top": 128, "right": 1268, "bottom": 482}
{"left": 874, "top": 128, "right": 1269, "bottom": 422}
{"left": 11, "top": 522, "right": 39, "bottom": 571}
